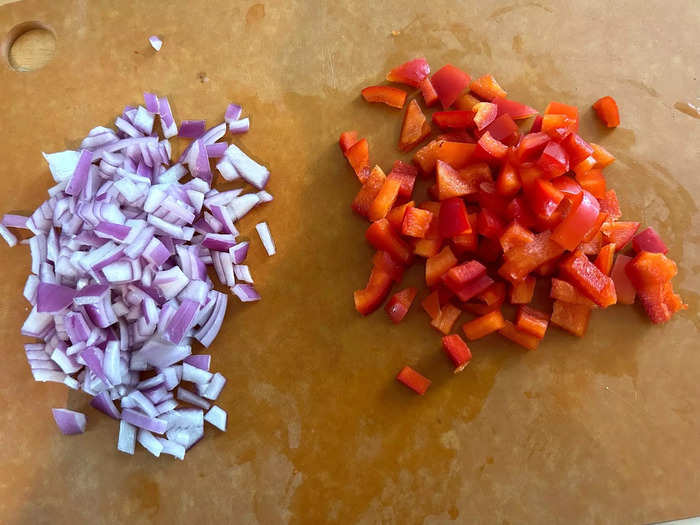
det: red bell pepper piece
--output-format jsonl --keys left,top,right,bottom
{"left": 550, "top": 300, "right": 591, "bottom": 337}
{"left": 484, "top": 114, "right": 520, "bottom": 146}
{"left": 578, "top": 232, "right": 603, "bottom": 256}
{"left": 352, "top": 165, "right": 386, "bottom": 218}
{"left": 386, "top": 58, "right": 431, "bottom": 88}
{"left": 365, "top": 218, "right": 413, "bottom": 265}
{"left": 437, "top": 130, "right": 476, "bottom": 144}
{"left": 414, "top": 140, "right": 477, "bottom": 173}
{"left": 562, "top": 133, "right": 594, "bottom": 164}
{"left": 544, "top": 101, "right": 579, "bottom": 130}
{"left": 453, "top": 273, "right": 494, "bottom": 303}
{"left": 432, "top": 64, "right": 471, "bottom": 109}
{"left": 526, "top": 178, "right": 565, "bottom": 221}
{"left": 442, "top": 334, "right": 472, "bottom": 373}
{"left": 399, "top": 99, "right": 432, "bottom": 152}
{"left": 592, "top": 96, "right": 620, "bottom": 127}
{"left": 598, "top": 189, "right": 622, "bottom": 220}
{"left": 601, "top": 221, "right": 640, "bottom": 251}
{"left": 625, "top": 251, "right": 678, "bottom": 289}
{"left": 492, "top": 97, "right": 538, "bottom": 120}
{"left": 455, "top": 92, "right": 481, "bottom": 111}
{"left": 529, "top": 114, "right": 543, "bottom": 133}
{"left": 386, "top": 201, "right": 414, "bottom": 231}
{"left": 469, "top": 74, "right": 507, "bottom": 101}
{"left": 575, "top": 169, "right": 606, "bottom": 198}
{"left": 387, "top": 160, "right": 417, "bottom": 200}
{"left": 425, "top": 246, "right": 458, "bottom": 287}
{"left": 401, "top": 206, "right": 433, "bottom": 238}
{"left": 551, "top": 190, "right": 600, "bottom": 250}
{"left": 610, "top": 254, "right": 636, "bottom": 305}
{"left": 385, "top": 287, "right": 417, "bottom": 323}
{"left": 345, "top": 138, "right": 370, "bottom": 183}
{"left": 476, "top": 131, "right": 508, "bottom": 160}
{"left": 499, "top": 221, "right": 535, "bottom": 254}
{"left": 368, "top": 177, "right": 401, "bottom": 221}
{"left": 537, "top": 141, "right": 570, "bottom": 178}
{"left": 419, "top": 76, "right": 439, "bottom": 107}
{"left": 436, "top": 160, "right": 491, "bottom": 200}
{"left": 496, "top": 162, "right": 521, "bottom": 198}
{"left": 396, "top": 366, "right": 431, "bottom": 395}
{"left": 477, "top": 208, "right": 506, "bottom": 239}
{"left": 443, "top": 260, "right": 487, "bottom": 290}
{"left": 339, "top": 130, "right": 359, "bottom": 154}
{"left": 430, "top": 303, "right": 462, "bottom": 334}
{"left": 541, "top": 114, "right": 577, "bottom": 141}
{"left": 559, "top": 251, "right": 617, "bottom": 308}
{"left": 498, "top": 231, "right": 564, "bottom": 283}
{"left": 472, "top": 102, "right": 498, "bottom": 131}
{"left": 354, "top": 267, "right": 394, "bottom": 315}
{"left": 515, "top": 132, "right": 550, "bottom": 163}
{"left": 372, "top": 250, "right": 405, "bottom": 282}
{"left": 477, "top": 281, "right": 506, "bottom": 306}
{"left": 361, "top": 86, "right": 407, "bottom": 109}
{"left": 550, "top": 278, "right": 596, "bottom": 307}
{"left": 439, "top": 197, "right": 472, "bottom": 238}
{"left": 515, "top": 306, "right": 549, "bottom": 339}
{"left": 594, "top": 243, "right": 616, "bottom": 275}
{"left": 632, "top": 227, "right": 668, "bottom": 254}
{"left": 499, "top": 320, "right": 540, "bottom": 350}
{"left": 462, "top": 309, "right": 505, "bottom": 340}
{"left": 590, "top": 142, "right": 616, "bottom": 168}
{"left": 505, "top": 196, "right": 537, "bottom": 229}
{"left": 509, "top": 275, "right": 536, "bottom": 304}
{"left": 551, "top": 175, "right": 582, "bottom": 196}
{"left": 432, "top": 110, "right": 475, "bottom": 129}
{"left": 421, "top": 290, "right": 441, "bottom": 319}
{"left": 516, "top": 163, "right": 544, "bottom": 191}
{"left": 572, "top": 156, "right": 597, "bottom": 178}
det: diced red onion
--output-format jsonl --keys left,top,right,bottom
{"left": 225, "top": 144, "right": 270, "bottom": 189}
{"left": 117, "top": 420, "right": 137, "bottom": 454}
{"left": 158, "top": 436, "right": 185, "bottom": 460}
{"left": 0, "top": 225, "right": 17, "bottom": 247}
{"left": 205, "top": 143, "right": 227, "bottom": 158}
{"left": 137, "top": 429, "right": 163, "bottom": 457}
{"left": 233, "top": 264, "right": 253, "bottom": 284}
{"left": 90, "top": 391, "right": 121, "bottom": 419}
{"left": 179, "top": 120, "right": 206, "bottom": 138}
{"left": 204, "top": 405, "right": 227, "bottom": 431}
{"left": 184, "top": 354, "right": 210, "bottom": 371}
{"left": 255, "top": 222, "right": 276, "bottom": 256}
{"left": 224, "top": 103, "right": 242, "bottom": 124}
{"left": 229, "top": 242, "right": 249, "bottom": 264}
{"left": 182, "top": 362, "right": 213, "bottom": 385}
{"left": 231, "top": 284, "right": 260, "bottom": 303}
{"left": 202, "top": 372, "right": 226, "bottom": 401}
{"left": 176, "top": 386, "right": 210, "bottom": 410}
{"left": 148, "top": 35, "right": 163, "bottom": 51}
{"left": 122, "top": 408, "right": 167, "bottom": 434}
{"left": 52, "top": 408, "right": 87, "bottom": 435}
{"left": 229, "top": 117, "right": 250, "bottom": 134}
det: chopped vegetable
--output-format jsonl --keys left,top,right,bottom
{"left": 592, "top": 96, "right": 620, "bottom": 127}
{"left": 148, "top": 35, "right": 163, "bottom": 51}
{"left": 52, "top": 408, "right": 87, "bottom": 435}
{"left": 361, "top": 86, "right": 407, "bottom": 109}
{"left": 396, "top": 366, "right": 431, "bottom": 395}
{"left": 385, "top": 287, "right": 417, "bottom": 323}
{"left": 442, "top": 334, "right": 472, "bottom": 372}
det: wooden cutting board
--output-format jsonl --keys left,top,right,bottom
{"left": 0, "top": 1, "right": 698, "bottom": 523}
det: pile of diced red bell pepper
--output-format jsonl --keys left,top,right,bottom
{"left": 342, "top": 58, "right": 686, "bottom": 395}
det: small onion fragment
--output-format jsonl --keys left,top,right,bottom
{"left": 52, "top": 408, "right": 87, "bottom": 435}
{"left": 148, "top": 35, "right": 163, "bottom": 51}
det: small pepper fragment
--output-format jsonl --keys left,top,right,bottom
{"left": 472, "top": 102, "right": 498, "bottom": 131}
{"left": 339, "top": 130, "right": 359, "bottom": 153}
{"left": 401, "top": 207, "right": 433, "bottom": 238}
{"left": 399, "top": 99, "right": 432, "bottom": 152}
{"left": 372, "top": 250, "right": 405, "bottom": 282}
{"left": 601, "top": 221, "right": 640, "bottom": 251}
{"left": 509, "top": 275, "right": 536, "bottom": 304}
{"left": 443, "top": 260, "right": 487, "bottom": 290}
{"left": 421, "top": 290, "right": 442, "bottom": 319}
{"left": 442, "top": 334, "right": 473, "bottom": 373}
{"left": 559, "top": 251, "right": 617, "bottom": 308}
{"left": 469, "top": 74, "right": 507, "bottom": 101}
{"left": 499, "top": 320, "right": 540, "bottom": 350}
{"left": 610, "top": 254, "right": 636, "bottom": 305}
{"left": 387, "top": 58, "right": 431, "bottom": 88}
{"left": 462, "top": 310, "right": 505, "bottom": 340}
{"left": 550, "top": 190, "right": 600, "bottom": 251}
{"left": 550, "top": 300, "right": 591, "bottom": 336}
{"left": 515, "top": 305, "right": 549, "bottom": 339}
{"left": 387, "top": 160, "right": 418, "bottom": 200}
{"left": 385, "top": 287, "right": 417, "bottom": 323}
{"left": 365, "top": 218, "right": 413, "bottom": 265}
{"left": 590, "top": 142, "right": 615, "bottom": 168}
{"left": 496, "top": 162, "right": 521, "bottom": 198}
{"left": 352, "top": 165, "right": 386, "bottom": 218}
{"left": 436, "top": 160, "right": 491, "bottom": 200}
{"left": 594, "top": 243, "right": 616, "bottom": 275}
{"left": 439, "top": 197, "right": 472, "bottom": 238}
{"left": 345, "top": 138, "right": 370, "bottom": 183}
{"left": 387, "top": 201, "right": 414, "bottom": 231}
{"left": 575, "top": 169, "right": 606, "bottom": 198}
{"left": 476, "top": 131, "right": 508, "bottom": 160}
{"left": 592, "top": 96, "right": 620, "bottom": 128}
{"left": 361, "top": 86, "right": 407, "bottom": 109}
{"left": 368, "top": 177, "right": 402, "bottom": 221}
{"left": 492, "top": 97, "right": 538, "bottom": 120}
{"left": 419, "top": 76, "right": 439, "bottom": 107}
{"left": 430, "top": 303, "right": 462, "bottom": 334}
{"left": 632, "top": 227, "right": 668, "bottom": 254}
{"left": 432, "top": 110, "right": 475, "bottom": 129}
{"left": 414, "top": 140, "right": 476, "bottom": 173}
{"left": 550, "top": 278, "right": 596, "bottom": 307}
{"left": 537, "top": 141, "right": 570, "bottom": 178}
{"left": 426, "top": 246, "right": 458, "bottom": 287}
{"left": 354, "top": 267, "right": 394, "bottom": 315}
{"left": 396, "top": 366, "right": 431, "bottom": 395}
{"left": 454, "top": 273, "right": 494, "bottom": 302}
{"left": 431, "top": 64, "right": 471, "bottom": 109}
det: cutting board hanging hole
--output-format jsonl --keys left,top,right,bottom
{"left": 3, "top": 21, "right": 55, "bottom": 72}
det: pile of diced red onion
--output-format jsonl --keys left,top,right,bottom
{"left": 0, "top": 93, "right": 275, "bottom": 459}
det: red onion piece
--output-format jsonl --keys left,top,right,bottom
{"left": 52, "top": 408, "right": 87, "bottom": 435}
{"left": 224, "top": 103, "right": 242, "bottom": 124}
{"left": 255, "top": 222, "right": 276, "bottom": 256}
{"left": 179, "top": 120, "right": 206, "bottom": 138}
{"left": 148, "top": 35, "right": 163, "bottom": 51}
{"left": 204, "top": 405, "right": 227, "bottom": 431}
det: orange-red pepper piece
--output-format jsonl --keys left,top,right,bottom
{"left": 590, "top": 142, "right": 616, "bottom": 168}
{"left": 509, "top": 275, "right": 536, "bottom": 304}
{"left": 339, "top": 130, "right": 359, "bottom": 154}
{"left": 361, "top": 85, "right": 407, "bottom": 109}
{"left": 442, "top": 334, "right": 473, "bottom": 373}
{"left": 413, "top": 140, "right": 477, "bottom": 173}
{"left": 444, "top": 260, "right": 487, "bottom": 290}
{"left": 426, "top": 245, "right": 458, "bottom": 287}
{"left": 399, "top": 99, "right": 432, "bottom": 152}
{"left": 515, "top": 132, "right": 550, "bottom": 164}
{"left": 368, "top": 177, "right": 401, "bottom": 221}
{"left": 455, "top": 92, "right": 481, "bottom": 111}
{"left": 401, "top": 206, "right": 433, "bottom": 238}
{"left": 499, "top": 320, "right": 540, "bottom": 350}
{"left": 432, "top": 64, "right": 471, "bottom": 109}
{"left": 352, "top": 165, "right": 386, "bottom": 218}
{"left": 594, "top": 243, "right": 616, "bottom": 275}
{"left": 598, "top": 189, "right": 622, "bottom": 220}
{"left": 496, "top": 162, "right": 521, "bottom": 198}
{"left": 610, "top": 254, "right": 636, "bottom": 305}
{"left": 477, "top": 281, "right": 506, "bottom": 306}
{"left": 419, "top": 76, "right": 439, "bottom": 107}
{"left": 432, "top": 110, "right": 475, "bottom": 129}
{"left": 365, "top": 218, "right": 413, "bottom": 265}
{"left": 601, "top": 221, "right": 640, "bottom": 251}
{"left": 421, "top": 290, "right": 442, "bottom": 320}
{"left": 544, "top": 101, "right": 579, "bottom": 130}
{"left": 386, "top": 201, "right": 414, "bottom": 231}
{"left": 575, "top": 169, "right": 606, "bottom": 198}
{"left": 354, "top": 267, "right": 394, "bottom": 315}
{"left": 515, "top": 306, "right": 549, "bottom": 339}
{"left": 372, "top": 250, "right": 405, "bottom": 282}
{"left": 551, "top": 300, "right": 591, "bottom": 337}
{"left": 559, "top": 251, "right": 617, "bottom": 308}
{"left": 414, "top": 238, "right": 443, "bottom": 258}
{"left": 541, "top": 114, "right": 577, "bottom": 141}
{"left": 462, "top": 309, "right": 505, "bottom": 340}
{"left": 498, "top": 231, "right": 565, "bottom": 283}
{"left": 492, "top": 97, "right": 538, "bottom": 120}
{"left": 396, "top": 366, "right": 431, "bottom": 395}
{"left": 469, "top": 74, "right": 507, "bottom": 101}
{"left": 484, "top": 114, "right": 520, "bottom": 146}
{"left": 550, "top": 278, "right": 597, "bottom": 307}
{"left": 592, "top": 96, "right": 620, "bottom": 128}
{"left": 499, "top": 221, "right": 535, "bottom": 254}
{"left": 454, "top": 273, "right": 494, "bottom": 302}
{"left": 572, "top": 156, "right": 597, "bottom": 178}
{"left": 385, "top": 287, "right": 417, "bottom": 323}
{"left": 387, "top": 160, "right": 418, "bottom": 200}
{"left": 345, "top": 138, "right": 370, "bottom": 183}
{"left": 550, "top": 190, "right": 601, "bottom": 251}
{"left": 386, "top": 58, "right": 431, "bottom": 88}
{"left": 477, "top": 131, "right": 508, "bottom": 159}
{"left": 436, "top": 160, "right": 491, "bottom": 200}
{"left": 430, "top": 303, "right": 462, "bottom": 334}
{"left": 472, "top": 102, "right": 498, "bottom": 131}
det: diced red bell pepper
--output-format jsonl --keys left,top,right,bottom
{"left": 477, "top": 208, "right": 506, "bottom": 239}
{"left": 386, "top": 58, "right": 431, "bottom": 88}
{"left": 422, "top": 290, "right": 442, "bottom": 320}
{"left": 505, "top": 196, "right": 537, "bottom": 229}
{"left": 345, "top": 138, "right": 370, "bottom": 182}
{"left": 462, "top": 301, "right": 501, "bottom": 316}
{"left": 361, "top": 86, "right": 407, "bottom": 109}
{"left": 477, "top": 281, "right": 506, "bottom": 306}
{"left": 550, "top": 278, "right": 596, "bottom": 307}
{"left": 515, "top": 132, "right": 550, "bottom": 163}
{"left": 562, "top": 133, "right": 594, "bottom": 164}
{"left": 431, "top": 64, "right": 471, "bottom": 109}
{"left": 537, "top": 141, "right": 570, "bottom": 178}
{"left": 499, "top": 221, "right": 535, "bottom": 254}
{"left": 354, "top": 267, "right": 394, "bottom": 315}
{"left": 635, "top": 281, "right": 687, "bottom": 324}
{"left": 559, "top": 251, "right": 617, "bottom": 307}
{"left": 385, "top": 287, "right": 417, "bottom": 323}
{"left": 432, "top": 110, "right": 475, "bottom": 129}
{"left": 592, "top": 96, "right": 620, "bottom": 127}
{"left": 462, "top": 309, "right": 505, "bottom": 340}
{"left": 455, "top": 92, "right": 481, "bottom": 111}
{"left": 582, "top": 211, "right": 608, "bottom": 242}
{"left": 529, "top": 114, "right": 543, "bottom": 133}
{"left": 436, "top": 161, "right": 492, "bottom": 200}
{"left": 387, "top": 160, "right": 418, "bottom": 200}
{"left": 425, "top": 246, "right": 458, "bottom": 287}
{"left": 578, "top": 232, "right": 603, "bottom": 256}
{"left": 418, "top": 201, "right": 441, "bottom": 238}
{"left": 473, "top": 102, "right": 498, "bottom": 131}
{"left": 476, "top": 131, "right": 508, "bottom": 160}
{"left": 396, "top": 366, "right": 431, "bottom": 395}
{"left": 413, "top": 140, "right": 477, "bottom": 174}
{"left": 437, "top": 130, "right": 476, "bottom": 143}
{"left": 430, "top": 303, "right": 462, "bottom": 334}
{"left": 601, "top": 221, "right": 640, "bottom": 251}
{"left": 541, "top": 114, "right": 576, "bottom": 141}
{"left": 551, "top": 190, "right": 600, "bottom": 250}
{"left": 535, "top": 256, "right": 562, "bottom": 277}
{"left": 368, "top": 177, "right": 401, "bottom": 221}
{"left": 499, "top": 320, "right": 540, "bottom": 350}
{"left": 509, "top": 275, "right": 536, "bottom": 304}
{"left": 414, "top": 238, "right": 443, "bottom": 258}
{"left": 451, "top": 231, "right": 478, "bottom": 255}
{"left": 590, "top": 142, "right": 615, "bottom": 168}
{"left": 625, "top": 251, "right": 678, "bottom": 289}
{"left": 496, "top": 162, "right": 521, "bottom": 198}
{"left": 419, "top": 76, "right": 439, "bottom": 107}
{"left": 399, "top": 99, "right": 432, "bottom": 152}
{"left": 453, "top": 273, "right": 494, "bottom": 303}
{"left": 515, "top": 306, "right": 549, "bottom": 339}
{"left": 339, "top": 130, "right": 359, "bottom": 154}
{"left": 402, "top": 206, "right": 433, "bottom": 238}
{"left": 498, "top": 231, "right": 564, "bottom": 283}
{"left": 598, "top": 189, "right": 621, "bottom": 220}
{"left": 352, "top": 165, "right": 386, "bottom": 218}
{"left": 544, "top": 101, "right": 579, "bottom": 130}
{"left": 610, "top": 254, "right": 636, "bottom": 305}
{"left": 526, "top": 178, "right": 565, "bottom": 221}
{"left": 550, "top": 300, "right": 591, "bottom": 337}
{"left": 575, "top": 169, "right": 606, "bottom": 198}
{"left": 572, "top": 156, "right": 597, "bottom": 178}
{"left": 632, "top": 227, "right": 668, "bottom": 254}
{"left": 442, "top": 334, "right": 473, "bottom": 372}
{"left": 476, "top": 181, "right": 509, "bottom": 217}
{"left": 366, "top": 218, "right": 413, "bottom": 265}
{"left": 439, "top": 197, "right": 472, "bottom": 238}
{"left": 484, "top": 114, "right": 520, "bottom": 146}
{"left": 594, "top": 243, "right": 616, "bottom": 275}
{"left": 551, "top": 175, "right": 582, "bottom": 196}
{"left": 443, "top": 260, "right": 487, "bottom": 290}
{"left": 469, "top": 74, "right": 507, "bottom": 100}
{"left": 387, "top": 201, "right": 414, "bottom": 231}
{"left": 492, "top": 97, "right": 538, "bottom": 120}
{"left": 372, "top": 250, "right": 405, "bottom": 282}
